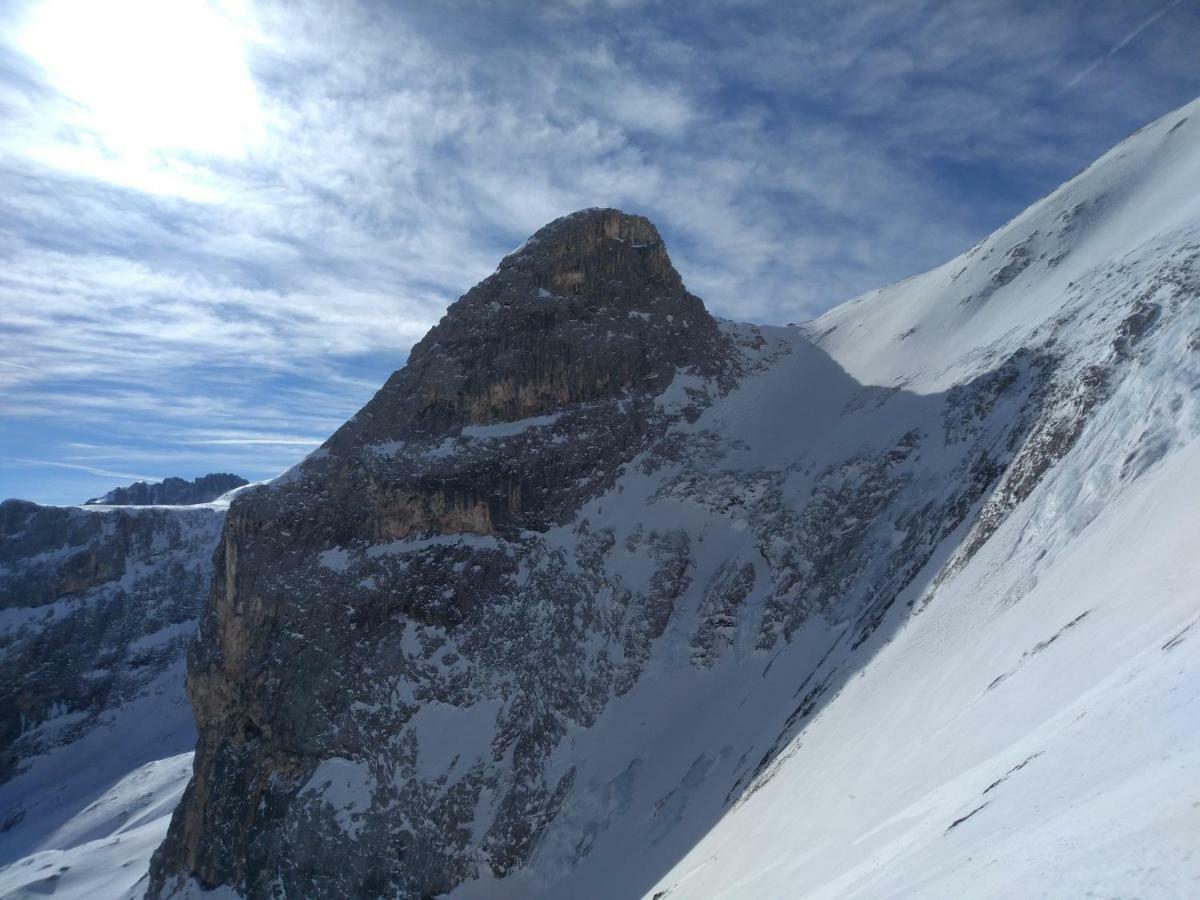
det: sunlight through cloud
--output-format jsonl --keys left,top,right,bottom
{"left": 18, "top": 0, "right": 263, "bottom": 164}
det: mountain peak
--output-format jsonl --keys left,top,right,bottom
{"left": 498, "top": 207, "right": 681, "bottom": 296}
{"left": 83, "top": 473, "right": 248, "bottom": 507}
{"left": 326, "top": 208, "right": 728, "bottom": 449}
{"left": 512, "top": 207, "right": 664, "bottom": 249}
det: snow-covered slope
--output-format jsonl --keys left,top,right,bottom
{"left": 0, "top": 753, "right": 192, "bottom": 900}
{"left": 816, "top": 99, "right": 1200, "bottom": 393}
{"left": 644, "top": 404, "right": 1200, "bottom": 899}
{"left": 626, "top": 98, "right": 1200, "bottom": 900}
{"left": 628, "top": 99, "right": 1200, "bottom": 900}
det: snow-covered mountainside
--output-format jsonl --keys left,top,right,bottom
{"left": 0, "top": 95, "right": 1171, "bottom": 897}
{"left": 0, "top": 494, "right": 228, "bottom": 895}
{"left": 16, "top": 97, "right": 1192, "bottom": 899}
{"left": 631, "top": 102, "right": 1200, "bottom": 900}
{"left": 0, "top": 753, "right": 193, "bottom": 900}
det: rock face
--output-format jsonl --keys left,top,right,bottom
{"left": 321, "top": 208, "right": 733, "bottom": 537}
{"left": 149, "top": 101, "right": 1200, "bottom": 900}
{"left": 0, "top": 499, "right": 224, "bottom": 858}
{"left": 85, "top": 473, "right": 248, "bottom": 507}
{"left": 150, "top": 209, "right": 742, "bottom": 897}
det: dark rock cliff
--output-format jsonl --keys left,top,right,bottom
{"left": 149, "top": 209, "right": 739, "bottom": 897}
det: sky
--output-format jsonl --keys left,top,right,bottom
{"left": 0, "top": 0, "right": 1197, "bottom": 505}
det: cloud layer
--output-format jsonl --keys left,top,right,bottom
{"left": 1, "top": 0, "right": 1197, "bottom": 503}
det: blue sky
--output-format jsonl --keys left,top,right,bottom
{"left": 1, "top": 0, "right": 1197, "bottom": 505}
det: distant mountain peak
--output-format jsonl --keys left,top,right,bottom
{"left": 84, "top": 472, "right": 248, "bottom": 507}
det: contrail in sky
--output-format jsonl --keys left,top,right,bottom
{"left": 1061, "top": 0, "right": 1184, "bottom": 93}
{"left": 5, "top": 457, "right": 162, "bottom": 482}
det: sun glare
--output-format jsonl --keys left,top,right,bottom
{"left": 19, "top": 0, "right": 263, "bottom": 161}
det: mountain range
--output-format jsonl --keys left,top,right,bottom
{"left": 2, "top": 97, "right": 1199, "bottom": 899}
